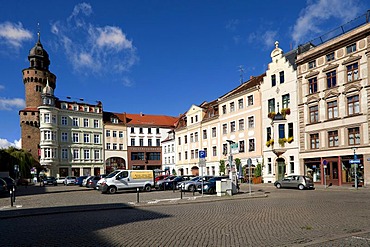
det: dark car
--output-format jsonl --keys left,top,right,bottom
{"left": 161, "top": 176, "right": 190, "bottom": 190}
{"left": 156, "top": 176, "right": 177, "bottom": 190}
{"left": 274, "top": 175, "right": 314, "bottom": 190}
{"left": 43, "top": 176, "right": 58, "bottom": 186}
{"left": 86, "top": 176, "right": 102, "bottom": 189}
{"left": 197, "top": 176, "right": 228, "bottom": 194}
{"left": 1, "top": 177, "right": 16, "bottom": 190}
{"left": 0, "top": 178, "right": 8, "bottom": 195}
{"left": 75, "top": 176, "right": 88, "bottom": 186}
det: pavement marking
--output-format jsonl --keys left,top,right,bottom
{"left": 352, "top": 236, "right": 370, "bottom": 241}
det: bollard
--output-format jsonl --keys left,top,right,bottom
{"left": 12, "top": 186, "right": 16, "bottom": 203}
{"left": 136, "top": 188, "right": 140, "bottom": 203}
{"left": 180, "top": 188, "right": 183, "bottom": 199}
{"left": 193, "top": 189, "right": 195, "bottom": 196}
{"left": 10, "top": 189, "right": 13, "bottom": 207}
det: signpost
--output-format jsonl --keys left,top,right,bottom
{"left": 199, "top": 150, "right": 206, "bottom": 196}
{"left": 351, "top": 151, "right": 359, "bottom": 189}
{"left": 322, "top": 159, "right": 327, "bottom": 188}
{"left": 247, "top": 158, "right": 252, "bottom": 196}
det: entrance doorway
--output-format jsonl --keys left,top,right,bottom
{"left": 324, "top": 161, "right": 339, "bottom": 186}
{"left": 277, "top": 158, "right": 286, "bottom": 180}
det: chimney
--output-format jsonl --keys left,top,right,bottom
{"left": 140, "top": 112, "right": 144, "bottom": 116}
{"left": 250, "top": 75, "right": 254, "bottom": 80}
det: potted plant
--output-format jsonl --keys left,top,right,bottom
{"left": 266, "top": 139, "right": 274, "bottom": 147}
{"left": 281, "top": 108, "right": 291, "bottom": 116}
{"left": 268, "top": 112, "right": 276, "bottom": 119}
{"left": 252, "top": 163, "right": 262, "bottom": 184}
{"left": 287, "top": 136, "right": 294, "bottom": 143}
{"left": 278, "top": 138, "right": 287, "bottom": 147}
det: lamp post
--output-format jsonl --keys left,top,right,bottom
{"left": 352, "top": 147, "right": 358, "bottom": 190}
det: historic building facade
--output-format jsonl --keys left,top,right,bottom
{"left": 261, "top": 41, "right": 299, "bottom": 183}
{"left": 296, "top": 18, "right": 370, "bottom": 186}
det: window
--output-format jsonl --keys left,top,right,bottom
{"left": 212, "top": 146, "right": 217, "bottom": 156}
{"left": 288, "top": 123, "right": 293, "bottom": 138}
{"left": 204, "top": 148, "right": 207, "bottom": 157}
{"left": 326, "top": 52, "right": 335, "bottom": 62}
{"left": 106, "top": 143, "right": 111, "bottom": 149}
{"left": 347, "top": 95, "right": 360, "bottom": 115}
{"left": 308, "top": 60, "right": 316, "bottom": 69}
{"left": 156, "top": 128, "right": 160, "bottom": 134}
{"left": 139, "top": 128, "right": 143, "bottom": 134}
{"left": 239, "top": 140, "right": 245, "bottom": 153}
{"left": 156, "top": 139, "right": 160, "bottom": 146}
{"left": 178, "top": 152, "right": 181, "bottom": 161}
{"left": 111, "top": 118, "right": 118, "bottom": 124}
{"left": 139, "top": 138, "right": 144, "bottom": 146}
{"left": 113, "top": 144, "right": 117, "bottom": 150}
{"left": 147, "top": 128, "right": 152, "bottom": 134}
{"left": 222, "top": 124, "right": 227, "bottom": 134}
{"left": 52, "top": 115, "right": 56, "bottom": 124}
{"left": 73, "top": 105, "right": 78, "bottom": 111}
{"left": 347, "top": 63, "right": 359, "bottom": 82}
{"left": 148, "top": 139, "right": 152, "bottom": 146}
{"left": 178, "top": 137, "right": 181, "bottom": 145}
{"left": 190, "top": 133, "right": 194, "bottom": 142}
{"left": 119, "top": 131, "right": 123, "bottom": 138}
{"left": 222, "top": 144, "right": 228, "bottom": 155}
{"left": 195, "top": 149, "right": 199, "bottom": 159}
{"left": 191, "top": 117, "right": 193, "bottom": 123}
{"left": 348, "top": 127, "right": 360, "bottom": 145}
{"left": 73, "top": 149, "right": 79, "bottom": 160}
{"left": 238, "top": 99, "right": 244, "bottom": 109}
{"left": 72, "top": 117, "right": 78, "bottom": 126}
{"left": 195, "top": 132, "right": 198, "bottom": 142}
{"left": 195, "top": 115, "right": 198, "bottom": 122}
{"left": 309, "top": 105, "right": 319, "bottom": 123}
{"left": 326, "top": 71, "right": 337, "bottom": 88}
{"left": 131, "top": 127, "right": 135, "bottom": 134}
{"left": 327, "top": 101, "right": 338, "bottom": 119}
{"left": 185, "top": 151, "right": 188, "bottom": 160}
{"left": 94, "top": 120, "right": 99, "bottom": 128}
{"left": 44, "top": 113, "right": 50, "bottom": 123}
{"left": 239, "top": 119, "right": 244, "bottom": 131}
{"left": 230, "top": 121, "right": 236, "bottom": 132}
{"left": 271, "top": 74, "right": 276, "bottom": 87}
{"left": 106, "top": 130, "right": 110, "bottom": 137}
{"left": 248, "top": 95, "right": 254, "bottom": 106}
{"left": 222, "top": 105, "right": 226, "bottom": 114}
{"left": 94, "top": 150, "right": 100, "bottom": 160}
{"left": 131, "top": 139, "right": 135, "bottom": 146}
{"left": 248, "top": 116, "right": 254, "bottom": 128}
{"left": 171, "top": 144, "right": 174, "bottom": 152}
{"left": 268, "top": 98, "right": 275, "bottom": 113}
{"left": 309, "top": 77, "right": 318, "bottom": 94}
{"left": 203, "top": 129, "right": 207, "bottom": 139}
{"left": 290, "top": 156, "right": 294, "bottom": 174}
{"left": 94, "top": 134, "right": 100, "bottom": 144}
{"left": 61, "top": 149, "right": 68, "bottom": 160}
{"left": 212, "top": 127, "right": 216, "bottom": 137}
{"left": 230, "top": 102, "right": 235, "bottom": 112}
{"left": 185, "top": 135, "right": 188, "bottom": 144}
{"left": 282, "top": 94, "right": 290, "bottom": 109}
{"left": 44, "top": 148, "right": 51, "bottom": 158}
{"left": 249, "top": 139, "right": 255, "bottom": 152}
{"left": 84, "top": 133, "right": 90, "bottom": 143}
{"left": 61, "top": 116, "right": 67, "bottom": 125}
{"left": 110, "top": 131, "right": 115, "bottom": 137}
{"left": 191, "top": 150, "right": 194, "bottom": 159}
{"left": 61, "top": 132, "right": 68, "bottom": 142}
{"left": 83, "top": 118, "right": 89, "bottom": 127}
{"left": 346, "top": 43, "right": 356, "bottom": 54}
{"left": 279, "top": 71, "right": 285, "bottom": 84}
{"left": 72, "top": 133, "right": 79, "bottom": 143}
{"left": 267, "top": 158, "right": 272, "bottom": 174}
{"left": 131, "top": 152, "right": 144, "bottom": 160}
{"left": 310, "top": 133, "right": 319, "bottom": 149}
{"left": 328, "top": 130, "right": 338, "bottom": 147}
{"left": 266, "top": 127, "right": 271, "bottom": 141}
{"left": 84, "top": 149, "right": 90, "bottom": 160}
{"left": 44, "top": 131, "right": 52, "bottom": 140}
{"left": 278, "top": 124, "right": 285, "bottom": 139}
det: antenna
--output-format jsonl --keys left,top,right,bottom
{"left": 238, "top": 65, "right": 245, "bottom": 84}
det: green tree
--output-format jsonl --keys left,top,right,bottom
{"left": 0, "top": 147, "right": 37, "bottom": 178}
{"left": 234, "top": 158, "right": 241, "bottom": 170}
{"left": 219, "top": 160, "right": 226, "bottom": 175}
{"left": 254, "top": 162, "right": 262, "bottom": 177}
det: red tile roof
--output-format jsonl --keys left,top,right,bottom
{"left": 125, "top": 113, "right": 178, "bottom": 128}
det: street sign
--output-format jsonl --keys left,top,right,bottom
{"left": 322, "top": 159, "right": 327, "bottom": 166}
{"left": 231, "top": 143, "right": 239, "bottom": 154}
{"left": 367, "top": 158, "right": 370, "bottom": 162}
{"left": 199, "top": 150, "right": 206, "bottom": 159}
{"left": 199, "top": 158, "right": 206, "bottom": 167}
{"left": 349, "top": 159, "right": 361, "bottom": 164}
{"left": 247, "top": 158, "right": 252, "bottom": 167}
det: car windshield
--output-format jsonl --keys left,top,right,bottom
{"left": 106, "top": 170, "right": 121, "bottom": 178}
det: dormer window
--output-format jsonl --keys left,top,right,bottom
{"left": 308, "top": 60, "right": 316, "bottom": 69}
{"left": 111, "top": 118, "right": 118, "bottom": 124}
{"left": 346, "top": 43, "right": 356, "bottom": 54}
{"left": 73, "top": 105, "right": 78, "bottom": 111}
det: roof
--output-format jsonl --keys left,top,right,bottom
{"left": 125, "top": 113, "right": 178, "bottom": 128}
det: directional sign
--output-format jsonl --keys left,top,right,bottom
{"left": 231, "top": 143, "right": 239, "bottom": 154}
{"left": 199, "top": 150, "right": 206, "bottom": 159}
{"left": 349, "top": 159, "right": 361, "bottom": 164}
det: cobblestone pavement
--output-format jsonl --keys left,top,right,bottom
{"left": 1, "top": 183, "right": 370, "bottom": 246}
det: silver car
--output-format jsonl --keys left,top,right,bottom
{"left": 274, "top": 175, "right": 314, "bottom": 190}
{"left": 178, "top": 176, "right": 213, "bottom": 192}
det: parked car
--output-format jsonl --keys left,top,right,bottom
{"left": 274, "top": 175, "right": 314, "bottom": 190}
{"left": 1, "top": 177, "right": 16, "bottom": 190}
{"left": 75, "top": 176, "right": 88, "bottom": 186}
{"left": 86, "top": 176, "right": 101, "bottom": 189}
{"left": 64, "top": 176, "right": 76, "bottom": 185}
{"left": 197, "top": 176, "right": 228, "bottom": 194}
{"left": 82, "top": 176, "right": 94, "bottom": 187}
{"left": 56, "top": 177, "right": 66, "bottom": 184}
{"left": 160, "top": 176, "right": 191, "bottom": 190}
{"left": 155, "top": 175, "right": 169, "bottom": 182}
{"left": 16, "top": 178, "right": 29, "bottom": 186}
{"left": 155, "top": 176, "right": 177, "bottom": 190}
{"left": 178, "top": 176, "right": 214, "bottom": 192}
{"left": 43, "top": 176, "right": 57, "bottom": 186}
{"left": 0, "top": 178, "right": 8, "bottom": 195}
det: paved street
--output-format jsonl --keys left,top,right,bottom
{"left": 1, "top": 184, "right": 370, "bottom": 246}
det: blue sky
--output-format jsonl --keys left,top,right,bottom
{"left": 0, "top": 0, "right": 369, "bottom": 148}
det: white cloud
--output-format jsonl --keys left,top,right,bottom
{"left": 248, "top": 30, "right": 278, "bottom": 50}
{"left": 0, "top": 138, "right": 21, "bottom": 149}
{"left": 226, "top": 19, "right": 239, "bottom": 32}
{"left": 0, "top": 22, "right": 32, "bottom": 48}
{"left": 51, "top": 3, "right": 138, "bottom": 76}
{"left": 0, "top": 85, "right": 4, "bottom": 90}
{"left": 0, "top": 98, "right": 25, "bottom": 110}
{"left": 122, "top": 77, "right": 133, "bottom": 87}
{"left": 291, "top": 0, "right": 362, "bottom": 45}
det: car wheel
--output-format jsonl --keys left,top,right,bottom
{"left": 188, "top": 185, "right": 195, "bottom": 192}
{"left": 108, "top": 186, "right": 117, "bottom": 194}
{"left": 209, "top": 188, "right": 215, "bottom": 194}
{"left": 298, "top": 184, "right": 305, "bottom": 190}
{"left": 275, "top": 183, "right": 281, "bottom": 189}
{"left": 144, "top": 185, "right": 151, "bottom": 192}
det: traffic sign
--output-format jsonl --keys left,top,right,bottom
{"left": 199, "top": 150, "right": 206, "bottom": 159}
{"left": 231, "top": 143, "right": 239, "bottom": 154}
{"left": 349, "top": 159, "right": 361, "bottom": 164}
{"left": 322, "top": 159, "right": 327, "bottom": 166}
{"left": 199, "top": 158, "right": 206, "bottom": 167}
{"left": 247, "top": 158, "right": 252, "bottom": 167}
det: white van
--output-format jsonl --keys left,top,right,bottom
{"left": 99, "top": 170, "right": 155, "bottom": 194}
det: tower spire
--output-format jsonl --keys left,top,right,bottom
{"left": 37, "top": 22, "right": 41, "bottom": 44}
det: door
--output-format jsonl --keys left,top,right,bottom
{"left": 115, "top": 171, "right": 129, "bottom": 189}
{"left": 325, "top": 161, "right": 339, "bottom": 186}
{"left": 277, "top": 158, "right": 286, "bottom": 181}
